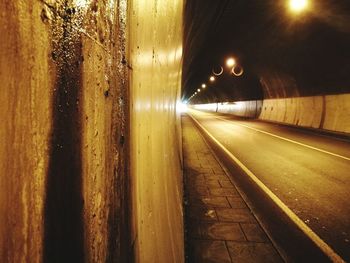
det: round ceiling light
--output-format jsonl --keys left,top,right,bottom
{"left": 232, "top": 66, "right": 244, "bottom": 77}
{"left": 226, "top": 57, "right": 236, "bottom": 67}
{"left": 212, "top": 66, "right": 223, "bottom": 76}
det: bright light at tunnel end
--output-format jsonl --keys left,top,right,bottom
{"left": 178, "top": 101, "right": 188, "bottom": 113}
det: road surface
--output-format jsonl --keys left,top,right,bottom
{"left": 189, "top": 109, "right": 350, "bottom": 261}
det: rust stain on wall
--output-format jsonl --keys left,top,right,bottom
{"left": 0, "top": 0, "right": 131, "bottom": 262}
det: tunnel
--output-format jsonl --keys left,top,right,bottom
{"left": 0, "top": 0, "right": 349, "bottom": 262}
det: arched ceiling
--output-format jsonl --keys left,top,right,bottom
{"left": 182, "top": 0, "right": 350, "bottom": 103}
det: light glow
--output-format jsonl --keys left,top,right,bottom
{"left": 177, "top": 102, "right": 188, "bottom": 113}
{"left": 289, "top": 0, "right": 308, "bottom": 13}
{"left": 209, "top": 76, "right": 215, "bottom": 82}
{"left": 226, "top": 57, "right": 236, "bottom": 67}
{"left": 201, "top": 84, "right": 206, "bottom": 88}
{"left": 197, "top": 89, "right": 200, "bottom": 92}
{"left": 74, "top": 0, "right": 89, "bottom": 8}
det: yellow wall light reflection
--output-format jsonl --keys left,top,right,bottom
{"left": 74, "top": 0, "right": 90, "bottom": 8}
{"left": 177, "top": 102, "right": 188, "bottom": 113}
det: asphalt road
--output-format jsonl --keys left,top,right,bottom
{"left": 189, "top": 109, "right": 350, "bottom": 261}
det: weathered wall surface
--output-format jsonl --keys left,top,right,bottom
{"left": 259, "top": 97, "right": 324, "bottom": 128}
{"left": 323, "top": 94, "right": 350, "bottom": 133}
{"left": 0, "top": 0, "right": 130, "bottom": 262}
{"left": 260, "top": 94, "right": 350, "bottom": 133}
{"left": 0, "top": 1, "right": 53, "bottom": 262}
{"left": 193, "top": 94, "right": 350, "bottom": 134}
{"left": 129, "top": 0, "right": 184, "bottom": 261}
{"left": 79, "top": 1, "right": 130, "bottom": 262}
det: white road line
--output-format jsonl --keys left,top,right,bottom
{"left": 188, "top": 112, "right": 345, "bottom": 263}
{"left": 211, "top": 115, "right": 350, "bottom": 161}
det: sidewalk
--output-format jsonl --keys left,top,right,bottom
{"left": 182, "top": 114, "right": 283, "bottom": 263}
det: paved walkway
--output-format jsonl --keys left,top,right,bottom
{"left": 182, "top": 114, "right": 283, "bottom": 263}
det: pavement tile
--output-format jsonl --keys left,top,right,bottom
{"left": 240, "top": 223, "right": 269, "bottom": 242}
{"left": 185, "top": 156, "right": 200, "bottom": 162}
{"left": 197, "top": 167, "right": 214, "bottom": 174}
{"left": 190, "top": 185, "right": 209, "bottom": 193}
{"left": 185, "top": 161, "right": 201, "bottom": 167}
{"left": 184, "top": 168, "right": 202, "bottom": 176}
{"left": 209, "top": 187, "right": 240, "bottom": 197}
{"left": 200, "top": 222, "right": 246, "bottom": 241}
{"left": 182, "top": 115, "right": 282, "bottom": 262}
{"left": 205, "top": 163, "right": 223, "bottom": 169}
{"left": 205, "top": 179, "right": 221, "bottom": 188}
{"left": 187, "top": 187, "right": 209, "bottom": 196}
{"left": 204, "top": 174, "right": 230, "bottom": 181}
{"left": 227, "top": 197, "right": 247, "bottom": 209}
{"left": 227, "top": 242, "right": 283, "bottom": 263}
{"left": 188, "top": 205, "right": 218, "bottom": 221}
{"left": 216, "top": 208, "right": 256, "bottom": 223}
{"left": 197, "top": 153, "right": 212, "bottom": 157}
{"left": 191, "top": 196, "right": 231, "bottom": 208}
{"left": 203, "top": 157, "right": 217, "bottom": 163}
{"left": 212, "top": 169, "right": 226, "bottom": 175}
{"left": 201, "top": 162, "right": 215, "bottom": 168}
{"left": 219, "top": 179, "right": 234, "bottom": 188}
{"left": 191, "top": 180, "right": 208, "bottom": 187}
{"left": 192, "top": 240, "right": 231, "bottom": 263}
{"left": 186, "top": 174, "right": 205, "bottom": 182}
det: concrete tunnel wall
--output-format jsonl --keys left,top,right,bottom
{"left": 193, "top": 93, "right": 350, "bottom": 134}
{"left": 0, "top": 0, "right": 184, "bottom": 262}
{"left": 128, "top": 0, "right": 184, "bottom": 262}
{"left": 260, "top": 94, "right": 350, "bottom": 133}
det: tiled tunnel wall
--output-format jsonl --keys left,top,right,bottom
{"left": 0, "top": 0, "right": 184, "bottom": 262}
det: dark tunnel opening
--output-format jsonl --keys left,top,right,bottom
{"left": 182, "top": 0, "right": 350, "bottom": 103}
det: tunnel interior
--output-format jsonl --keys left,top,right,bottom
{"left": 182, "top": 0, "right": 350, "bottom": 103}
{"left": 1, "top": 0, "right": 350, "bottom": 262}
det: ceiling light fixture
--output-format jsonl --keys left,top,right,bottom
{"left": 232, "top": 66, "right": 244, "bottom": 77}
{"left": 212, "top": 66, "right": 223, "bottom": 76}
{"left": 226, "top": 57, "right": 236, "bottom": 67}
{"left": 289, "top": 0, "right": 308, "bottom": 13}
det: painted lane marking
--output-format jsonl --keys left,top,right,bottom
{"left": 210, "top": 115, "right": 350, "bottom": 162}
{"left": 188, "top": 112, "right": 345, "bottom": 263}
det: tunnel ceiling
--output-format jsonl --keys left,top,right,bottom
{"left": 182, "top": 0, "right": 350, "bottom": 103}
